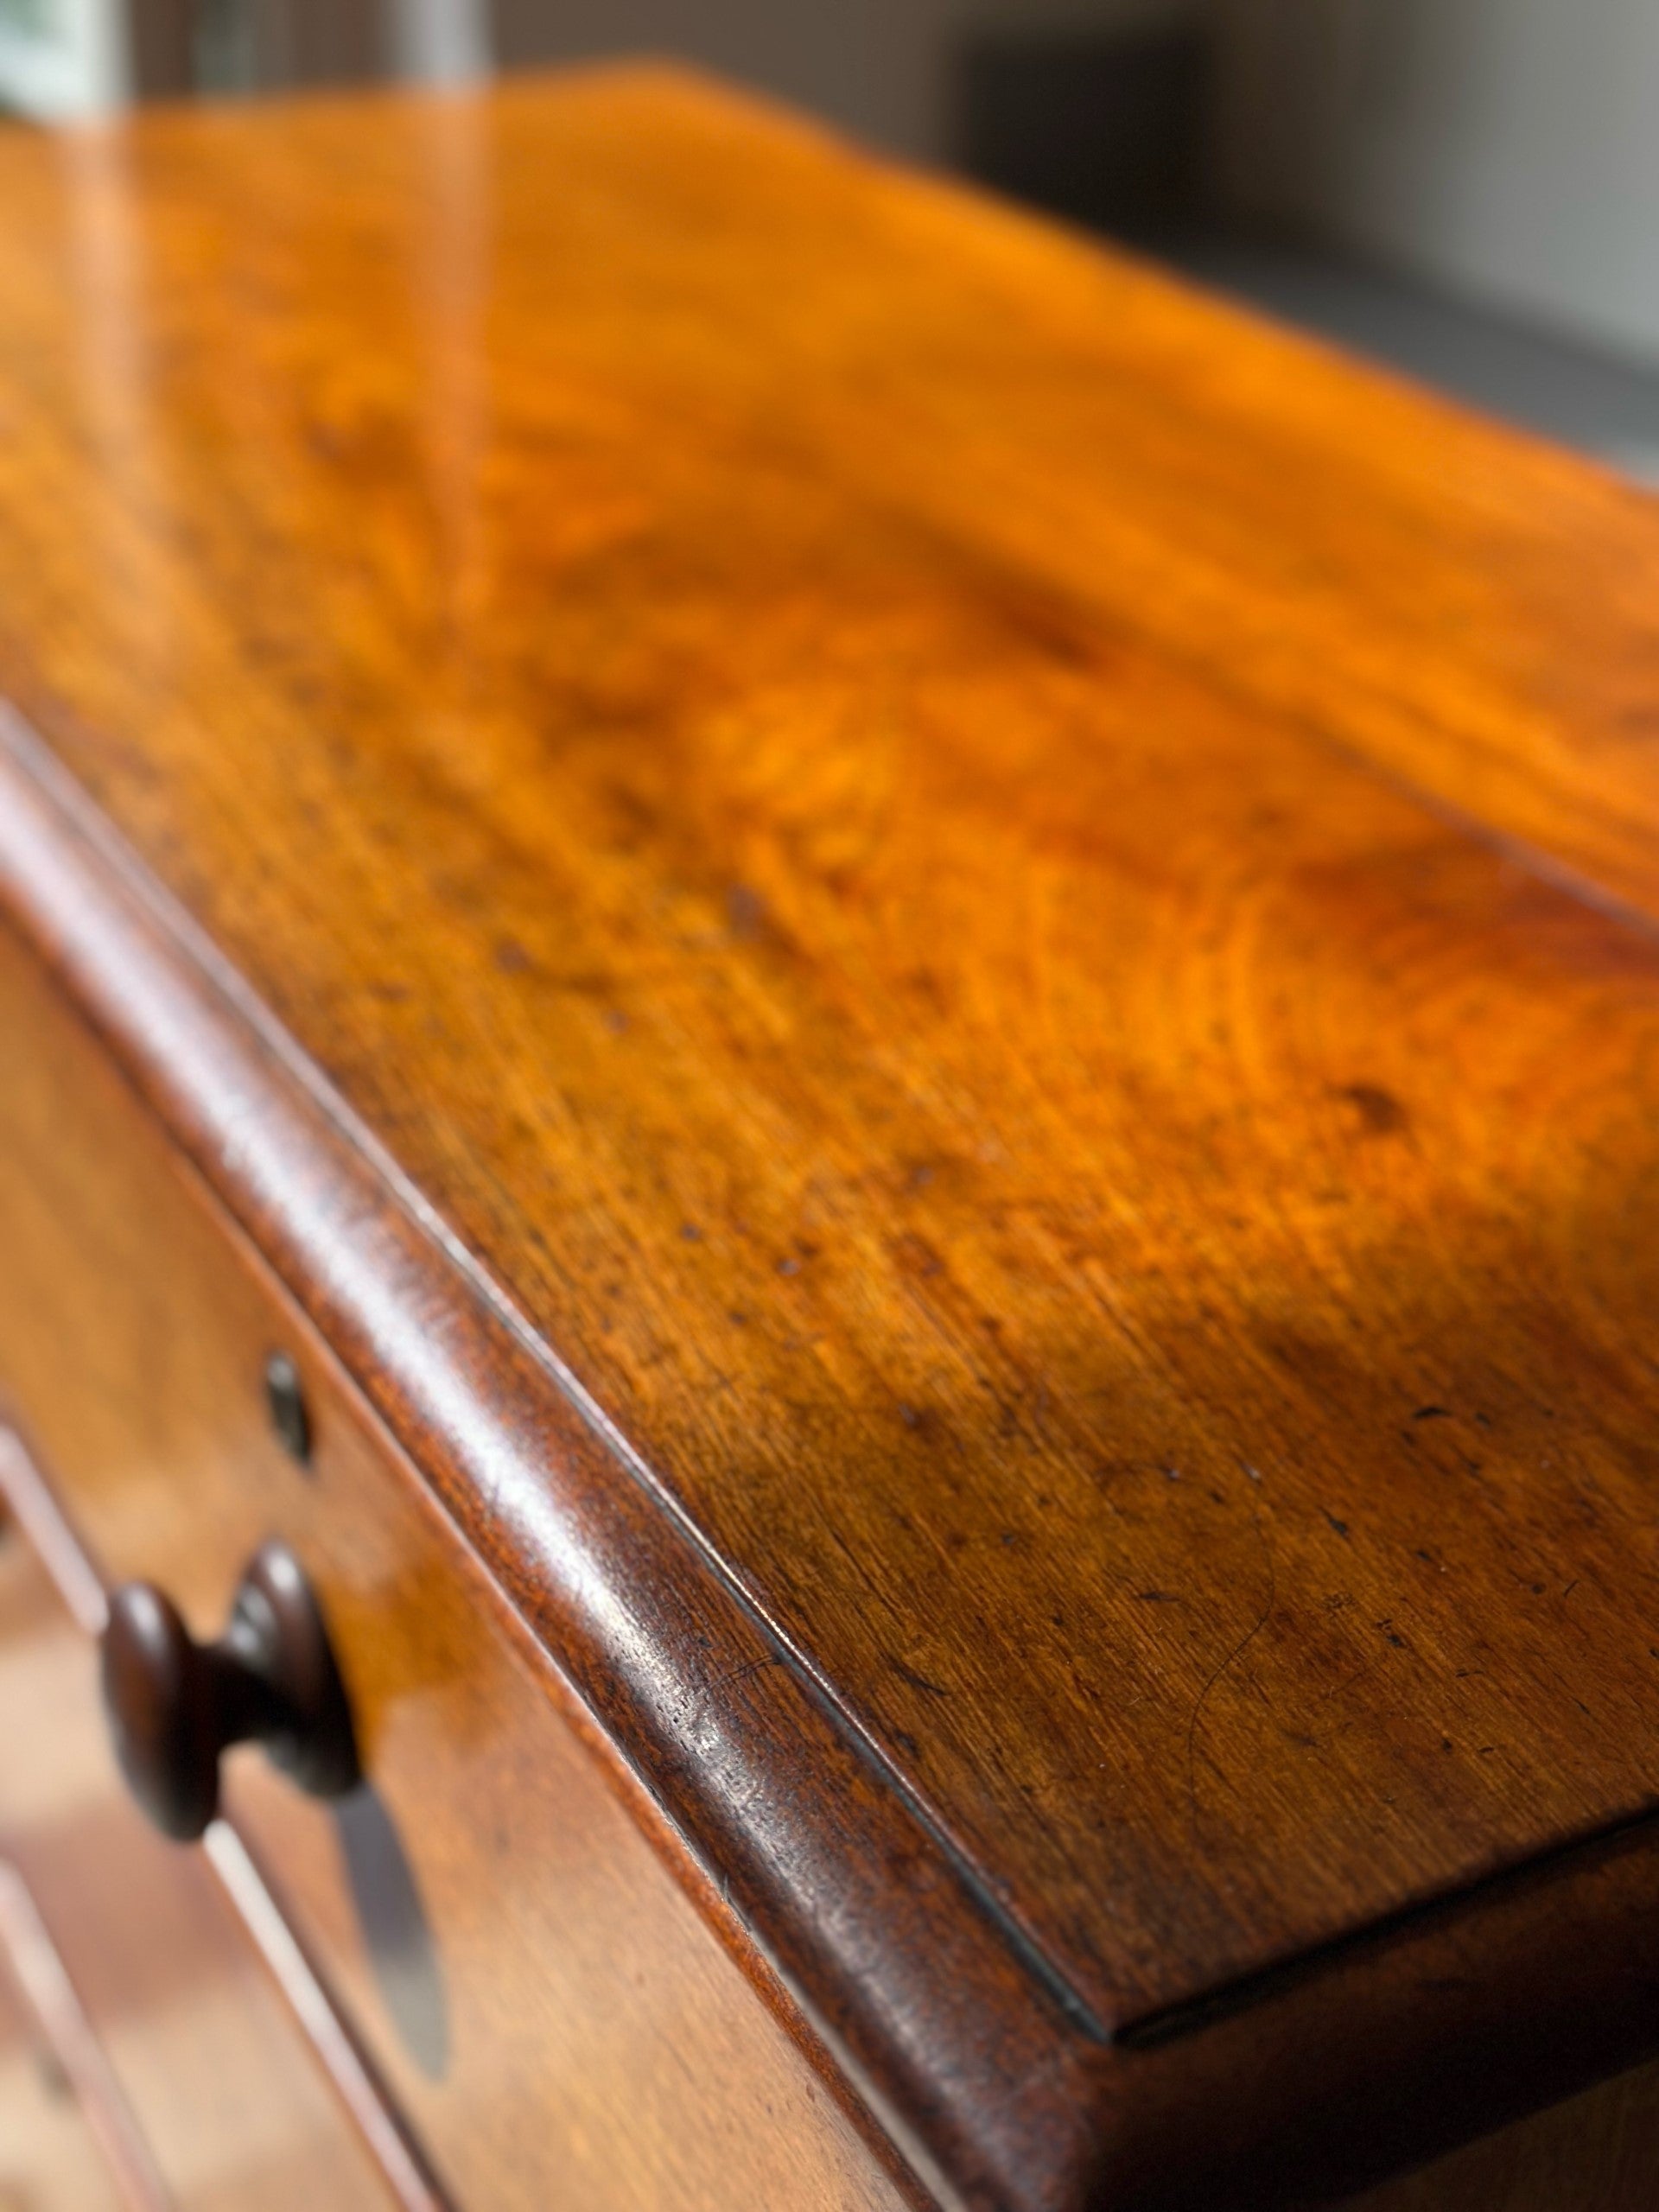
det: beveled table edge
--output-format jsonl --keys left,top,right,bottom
{"left": 6, "top": 702, "right": 1659, "bottom": 2210}
{"left": 0, "top": 706, "right": 1085, "bottom": 2210}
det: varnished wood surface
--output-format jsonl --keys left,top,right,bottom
{"left": 13, "top": 56, "right": 1659, "bottom": 2029}
{"left": 4, "top": 67, "right": 1659, "bottom": 2210}
{"left": 0, "top": 925, "right": 918, "bottom": 2212}
{"left": 0, "top": 1523, "right": 402, "bottom": 2210}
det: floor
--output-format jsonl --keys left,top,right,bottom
{"left": 1155, "top": 234, "right": 1659, "bottom": 488}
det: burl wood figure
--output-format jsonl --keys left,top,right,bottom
{"left": 3, "top": 64, "right": 1659, "bottom": 2212}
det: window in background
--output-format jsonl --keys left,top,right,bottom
{"left": 0, "top": 0, "right": 130, "bottom": 116}
{"left": 0, "top": 0, "right": 486, "bottom": 110}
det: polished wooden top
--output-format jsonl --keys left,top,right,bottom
{"left": 6, "top": 67, "right": 1659, "bottom": 2205}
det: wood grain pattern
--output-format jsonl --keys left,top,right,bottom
{"left": 0, "top": 924, "right": 921, "bottom": 2212}
{"left": 9, "top": 54, "right": 1659, "bottom": 2028}
{"left": 0, "top": 1523, "right": 401, "bottom": 2211}
{"left": 4, "top": 67, "right": 1659, "bottom": 2210}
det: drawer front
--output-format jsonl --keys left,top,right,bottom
{"left": 0, "top": 1516, "right": 401, "bottom": 2211}
{"left": 0, "top": 921, "right": 912, "bottom": 2212}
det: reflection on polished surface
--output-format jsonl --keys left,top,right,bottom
{"left": 335, "top": 1783, "right": 449, "bottom": 2081}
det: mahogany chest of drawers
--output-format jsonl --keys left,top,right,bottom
{"left": 6, "top": 66, "right": 1659, "bottom": 2212}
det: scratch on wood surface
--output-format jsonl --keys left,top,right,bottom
{"left": 1185, "top": 1477, "right": 1277, "bottom": 1840}
{"left": 688, "top": 1653, "right": 784, "bottom": 1724}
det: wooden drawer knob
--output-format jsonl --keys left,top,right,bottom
{"left": 99, "top": 1540, "right": 360, "bottom": 1840}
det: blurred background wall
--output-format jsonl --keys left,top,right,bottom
{"left": 1211, "top": 0, "right": 1659, "bottom": 370}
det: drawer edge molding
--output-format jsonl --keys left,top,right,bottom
{"left": 0, "top": 1855, "right": 172, "bottom": 2212}
{"left": 0, "top": 1424, "right": 454, "bottom": 2212}
{"left": 0, "top": 705, "right": 1089, "bottom": 2211}
{"left": 205, "top": 1824, "right": 452, "bottom": 2212}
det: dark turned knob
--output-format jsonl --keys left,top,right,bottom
{"left": 100, "top": 1540, "right": 359, "bottom": 1841}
